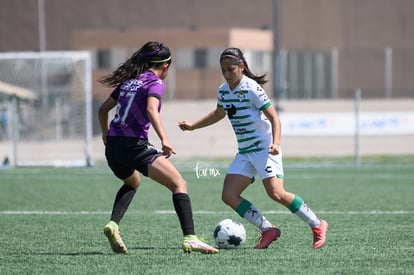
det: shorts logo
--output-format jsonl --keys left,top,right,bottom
{"left": 265, "top": 166, "right": 272, "bottom": 173}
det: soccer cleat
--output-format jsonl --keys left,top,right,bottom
{"left": 103, "top": 221, "right": 128, "bottom": 254}
{"left": 182, "top": 235, "right": 219, "bottom": 254}
{"left": 312, "top": 219, "right": 328, "bottom": 249}
{"left": 254, "top": 227, "right": 281, "bottom": 249}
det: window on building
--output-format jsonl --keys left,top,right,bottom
{"left": 175, "top": 48, "right": 221, "bottom": 70}
{"left": 111, "top": 49, "right": 127, "bottom": 68}
{"left": 97, "top": 49, "right": 111, "bottom": 70}
{"left": 207, "top": 48, "right": 221, "bottom": 69}
{"left": 244, "top": 50, "right": 271, "bottom": 75}
{"left": 176, "top": 49, "right": 194, "bottom": 70}
{"left": 194, "top": 48, "right": 207, "bottom": 69}
{"left": 94, "top": 48, "right": 127, "bottom": 70}
{"left": 284, "top": 51, "right": 332, "bottom": 99}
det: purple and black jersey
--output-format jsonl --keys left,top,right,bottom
{"left": 107, "top": 71, "right": 164, "bottom": 139}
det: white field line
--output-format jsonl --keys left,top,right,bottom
{"left": 0, "top": 210, "right": 413, "bottom": 215}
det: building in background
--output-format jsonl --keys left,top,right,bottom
{"left": 72, "top": 28, "right": 272, "bottom": 101}
{"left": 1, "top": 0, "right": 413, "bottom": 100}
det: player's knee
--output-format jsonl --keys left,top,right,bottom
{"left": 221, "top": 191, "right": 236, "bottom": 207}
{"left": 171, "top": 178, "right": 188, "bottom": 193}
{"left": 267, "top": 191, "right": 283, "bottom": 203}
{"left": 221, "top": 191, "right": 229, "bottom": 204}
{"left": 124, "top": 179, "right": 139, "bottom": 190}
{"left": 178, "top": 178, "right": 187, "bottom": 188}
{"left": 123, "top": 172, "right": 140, "bottom": 189}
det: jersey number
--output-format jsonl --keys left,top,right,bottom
{"left": 113, "top": 92, "right": 136, "bottom": 125}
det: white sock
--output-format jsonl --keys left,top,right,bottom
{"left": 295, "top": 202, "right": 320, "bottom": 228}
{"left": 243, "top": 204, "right": 273, "bottom": 231}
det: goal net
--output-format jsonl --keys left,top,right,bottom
{"left": 0, "top": 51, "right": 93, "bottom": 167}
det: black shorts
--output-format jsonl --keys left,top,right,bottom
{"left": 105, "top": 136, "right": 162, "bottom": 179}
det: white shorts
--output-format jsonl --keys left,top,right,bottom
{"left": 227, "top": 148, "right": 284, "bottom": 180}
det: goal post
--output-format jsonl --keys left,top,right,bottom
{"left": 0, "top": 51, "right": 93, "bottom": 167}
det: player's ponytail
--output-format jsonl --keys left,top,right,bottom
{"left": 220, "top": 48, "right": 267, "bottom": 86}
{"left": 100, "top": 41, "right": 172, "bottom": 88}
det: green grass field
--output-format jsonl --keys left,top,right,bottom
{"left": 0, "top": 157, "right": 413, "bottom": 274}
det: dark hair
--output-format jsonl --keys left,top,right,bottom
{"left": 100, "top": 41, "right": 172, "bottom": 87}
{"left": 220, "top": 47, "right": 267, "bottom": 86}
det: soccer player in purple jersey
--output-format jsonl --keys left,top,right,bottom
{"left": 98, "top": 41, "right": 218, "bottom": 254}
{"left": 179, "top": 47, "right": 328, "bottom": 250}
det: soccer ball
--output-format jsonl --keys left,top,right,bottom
{"left": 213, "top": 219, "right": 246, "bottom": 249}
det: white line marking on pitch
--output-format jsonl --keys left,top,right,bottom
{"left": 0, "top": 210, "right": 413, "bottom": 215}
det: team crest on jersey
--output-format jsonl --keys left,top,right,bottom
{"left": 235, "top": 90, "right": 248, "bottom": 101}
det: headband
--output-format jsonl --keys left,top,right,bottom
{"left": 220, "top": 54, "right": 242, "bottom": 63}
{"left": 151, "top": 56, "right": 172, "bottom": 63}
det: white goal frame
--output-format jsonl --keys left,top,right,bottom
{"left": 0, "top": 51, "right": 93, "bottom": 167}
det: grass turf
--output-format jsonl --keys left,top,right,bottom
{"left": 0, "top": 157, "right": 413, "bottom": 274}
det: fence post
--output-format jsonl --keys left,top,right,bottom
{"left": 385, "top": 47, "right": 393, "bottom": 98}
{"left": 331, "top": 48, "right": 339, "bottom": 98}
{"left": 11, "top": 95, "right": 18, "bottom": 167}
{"left": 354, "top": 88, "right": 361, "bottom": 167}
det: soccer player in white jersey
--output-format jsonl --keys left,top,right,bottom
{"left": 179, "top": 47, "right": 328, "bottom": 249}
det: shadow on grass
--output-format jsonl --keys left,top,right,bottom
{"left": 24, "top": 244, "right": 246, "bottom": 257}
{"left": 129, "top": 246, "right": 175, "bottom": 250}
{"left": 27, "top": 251, "right": 106, "bottom": 256}
{"left": 24, "top": 246, "right": 179, "bottom": 257}
{"left": 132, "top": 246, "right": 252, "bottom": 252}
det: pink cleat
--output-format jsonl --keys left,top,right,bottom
{"left": 254, "top": 227, "right": 281, "bottom": 249}
{"left": 312, "top": 219, "right": 328, "bottom": 249}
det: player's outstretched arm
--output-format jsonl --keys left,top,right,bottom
{"left": 147, "top": 96, "right": 176, "bottom": 157}
{"left": 179, "top": 106, "right": 226, "bottom": 131}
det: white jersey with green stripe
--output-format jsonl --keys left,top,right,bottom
{"left": 217, "top": 75, "right": 273, "bottom": 154}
